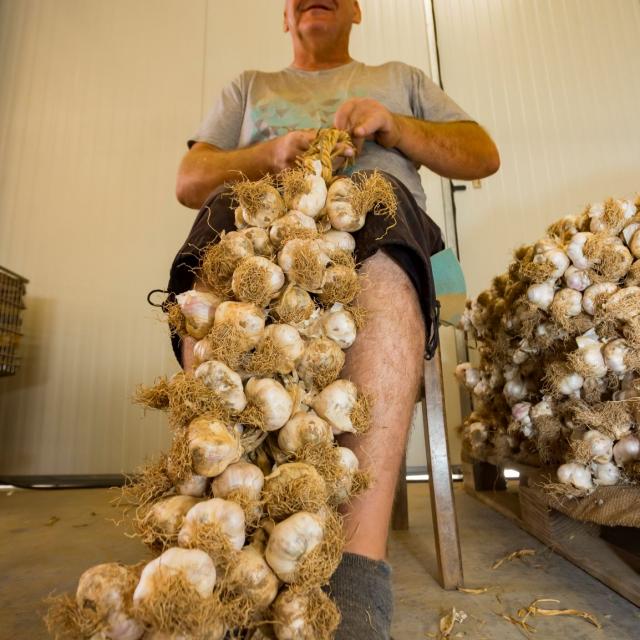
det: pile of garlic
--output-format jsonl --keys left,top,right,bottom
{"left": 46, "top": 134, "right": 396, "bottom": 640}
{"left": 456, "top": 195, "right": 640, "bottom": 496}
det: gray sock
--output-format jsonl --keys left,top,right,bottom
{"left": 325, "top": 552, "right": 393, "bottom": 640}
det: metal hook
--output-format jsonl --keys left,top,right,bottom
{"left": 147, "top": 289, "right": 169, "bottom": 308}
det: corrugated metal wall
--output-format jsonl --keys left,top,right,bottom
{"left": 433, "top": 0, "right": 640, "bottom": 297}
{"left": 0, "top": 0, "right": 450, "bottom": 475}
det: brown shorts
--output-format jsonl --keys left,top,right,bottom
{"left": 166, "top": 170, "right": 444, "bottom": 365}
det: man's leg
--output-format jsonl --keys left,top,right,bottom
{"left": 329, "top": 250, "right": 425, "bottom": 640}
{"left": 339, "top": 249, "right": 425, "bottom": 557}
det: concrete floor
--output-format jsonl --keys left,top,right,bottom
{"left": 1, "top": 484, "right": 639, "bottom": 639}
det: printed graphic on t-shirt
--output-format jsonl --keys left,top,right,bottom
{"left": 248, "top": 87, "right": 367, "bottom": 144}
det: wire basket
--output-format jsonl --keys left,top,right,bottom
{"left": 0, "top": 266, "right": 29, "bottom": 377}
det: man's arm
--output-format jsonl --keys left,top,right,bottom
{"left": 334, "top": 98, "right": 500, "bottom": 180}
{"left": 176, "top": 131, "right": 318, "bottom": 210}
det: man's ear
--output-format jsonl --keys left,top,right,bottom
{"left": 352, "top": 1, "right": 362, "bottom": 25}
{"left": 283, "top": 8, "right": 290, "bottom": 32}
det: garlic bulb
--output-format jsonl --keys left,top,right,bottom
{"left": 333, "top": 446, "right": 359, "bottom": 503}
{"left": 271, "top": 589, "right": 309, "bottom": 640}
{"left": 273, "top": 284, "right": 316, "bottom": 324}
{"left": 467, "top": 421, "right": 488, "bottom": 448}
{"left": 225, "top": 545, "right": 279, "bottom": 610}
{"left": 262, "top": 323, "right": 306, "bottom": 367}
{"left": 277, "top": 411, "right": 333, "bottom": 453}
{"left": 603, "top": 338, "right": 631, "bottom": 374}
{"left": 134, "top": 547, "right": 216, "bottom": 603}
{"left": 312, "top": 379, "right": 360, "bottom": 434}
{"left": 211, "top": 460, "right": 264, "bottom": 501}
{"left": 583, "top": 430, "right": 613, "bottom": 463}
{"left": 325, "top": 178, "right": 364, "bottom": 231}
{"left": 278, "top": 239, "right": 331, "bottom": 292}
{"left": 144, "top": 495, "right": 200, "bottom": 537}
{"left": 188, "top": 416, "right": 242, "bottom": 477}
{"left": 564, "top": 265, "right": 591, "bottom": 291}
{"left": 269, "top": 211, "right": 318, "bottom": 248}
{"left": 629, "top": 229, "right": 640, "bottom": 258}
{"left": 572, "top": 339, "right": 607, "bottom": 378}
{"left": 297, "top": 337, "right": 345, "bottom": 389}
{"left": 534, "top": 248, "right": 570, "bottom": 279}
{"left": 567, "top": 232, "right": 594, "bottom": 270}
{"left": 527, "top": 281, "right": 555, "bottom": 310}
{"left": 193, "top": 338, "right": 214, "bottom": 365}
{"left": 556, "top": 462, "right": 593, "bottom": 490}
{"left": 582, "top": 282, "right": 618, "bottom": 315}
{"left": 238, "top": 185, "right": 286, "bottom": 228}
{"left": 177, "top": 474, "right": 208, "bottom": 497}
{"left": 318, "top": 230, "right": 356, "bottom": 254}
{"left": 214, "top": 301, "right": 265, "bottom": 347}
{"left": 232, "top": 256, "right": 285, "bottom": 304}
{"left": 556, "top": 371, "right": 584, "bottom": 395}
{"left": 551, "top": 288, "right": 582, "bottom": 317}
{"left": 319, "top": 304, "right": 357, "bottom": 349}
{"left": 245, "top": 377, "right": 294, "bottom": 431}
{"left": 178, "top": 498, "right": 246, "bottom": 551}
{"left": 175, "top": 290, "right": 221, "bottom": 340}
{"left": 593, "top": 461, "right": 620, "bottom": 486}
{"left": 622, "top": 222, "right": 640, "bottom": 247}
{"left": 613, "top": 434, "right": 640, "bottom": 465}
{"left": 287, "top": 172, "right": 327, "bottom": 220}
{"left": 265, "top": 511, "right": 324, "bottom": 582}
{"left": 454, "top": 363, "right": 481, "bottom": 390}
{"left": 503, "top": 376, "right": 527, "bottom": 403}
{"left": 75, "top": 564, "right": 144, "bottom": 640}
{"left": 195, "top": 360, "right": 247, "bottom": 414}
{"left": 240, "top": 226, "right": 274, "bottom": 257}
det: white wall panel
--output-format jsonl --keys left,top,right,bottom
{"left": 434, "top": 0, "right": 640, "bottom": 297}
{"left": 0, "top": 0, "right": 207, "bottom": 474}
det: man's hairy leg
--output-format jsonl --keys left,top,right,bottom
{"left": 339, "top": 250, "right": 425, "bottom": 560}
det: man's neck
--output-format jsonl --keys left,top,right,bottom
{"left": 290, "top": 42, "right": 353, "bottom": 71}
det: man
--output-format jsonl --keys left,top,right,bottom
{"left": 170, "top": 1, "right": 499, "bottom": 637}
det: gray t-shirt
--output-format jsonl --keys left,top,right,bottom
{"left": 190, "top": 60, "right": 472, "bottom": 210}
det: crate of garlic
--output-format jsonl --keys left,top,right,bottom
{"left": 457, "top": 195, "right": 640, "bottom": 512}
{"left": 45, "top": 129, "right": 397, "bottom": 640}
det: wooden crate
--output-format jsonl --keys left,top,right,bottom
{"left": 462, "top": 456, "right": 640, "bottom": 607}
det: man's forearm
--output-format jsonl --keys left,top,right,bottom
{"left": 394, "top": 116, "right": 500, "bottom": 180}
{"left": 176, "top": 142, "right": 275, "bottom": 209}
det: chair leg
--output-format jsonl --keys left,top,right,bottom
{"left": 422, "top": 346, "right": 463, "bottom": 589}
{"left": 391, "top": 458, "right": 409, "bottom": 531}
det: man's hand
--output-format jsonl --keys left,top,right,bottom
{"left": 266, "top": 130, "right": 316, "bottom": 173}
{"left": 333, "top": 98, "right": 403, "bottom": 151}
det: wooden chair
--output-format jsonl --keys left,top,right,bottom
{"left": 391, "top": 345, "right": 464, "bottom": 590}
